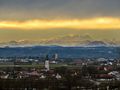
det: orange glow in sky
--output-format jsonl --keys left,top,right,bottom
{"left": 0, "top": 17, "right": 120, "bottom": 30}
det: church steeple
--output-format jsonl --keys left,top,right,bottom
{"left": 45, "top": 54, "right": 49, "bottom": 60}
{"left": 45, "top": 54, "right": 50, "bottom": 71}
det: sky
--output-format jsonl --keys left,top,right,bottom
{"left": 0, "top": 0, "right": 120, "bottom": 45}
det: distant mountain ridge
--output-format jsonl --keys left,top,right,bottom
{"left": 0, "top": 40, "right": 117, "bottom": 47}
{"left": 87, "top": 41, "right": 107, "bottom": 46}
{"left": 0, "top": 34, "right": 119, "bottom": 46}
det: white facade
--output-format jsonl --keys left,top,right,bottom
{"left": 55, "top": 53, "right": 58, "bottom": 60}
{"left": 45, "top": 60, "right": 49, "bottom": 71}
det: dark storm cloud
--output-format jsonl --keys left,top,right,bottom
{"left": 0, "top": 0, "right": 120, "bottom": 20}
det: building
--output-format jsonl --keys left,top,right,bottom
{"left": 45, "top": 55, "right": 50, "bottom": 71}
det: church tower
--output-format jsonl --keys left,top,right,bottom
{"left": 45, "top": 55, "right": 50, "bottom": 71}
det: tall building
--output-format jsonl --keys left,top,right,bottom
{"left": 45, "top": 55, "right": 50, "bottom": 71}
{"left": 51, "top": 53, "right": 58, "bottom": 64}
{"left": 54, "top": 53, "right": 58, "bottom": 60}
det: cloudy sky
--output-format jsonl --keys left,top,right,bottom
{"left": 0, "top": 0, "right": 120, "bottom": 45}
{"left": 0, "top": 0, "right": 120, "bottom": 20}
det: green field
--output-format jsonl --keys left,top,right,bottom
{"left": 0, "top": 64, "right": 80, "bottom": 68}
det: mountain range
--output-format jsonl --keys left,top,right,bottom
{"left": 0, "top": 34, "right": 119, "bottom": 47}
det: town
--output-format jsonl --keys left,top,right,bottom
{"left": 0, "top": 54, "right": 120, "bottom": 90}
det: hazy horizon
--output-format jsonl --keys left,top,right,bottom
{"left": 0, "top": 0, "right": 120, "bottom": 45}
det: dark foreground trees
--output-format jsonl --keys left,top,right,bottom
{"left": 0, "top": 78, "right": 120, "bottom": 90}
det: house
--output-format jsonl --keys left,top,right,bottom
{"left": 108, "top": 71, "right": 120, "bottom": 80}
